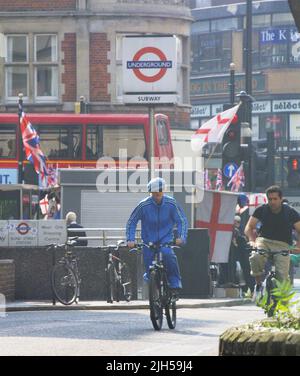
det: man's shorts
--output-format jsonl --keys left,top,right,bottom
{"left": 249, "top": 237, "right": 290, "bottom": 281}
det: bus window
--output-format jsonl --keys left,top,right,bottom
{"left": 0, "top": 125, "right": 17, "bottom": 158}
{"left": 87, "top": 125, "right": 146, "bottom": 160}
{"left": 157, "top": 119, "right": 169, "bottom": 145}
{"left": 38, "top": 125, "right": 82, "bottom": 159}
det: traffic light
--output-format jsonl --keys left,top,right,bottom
{"left": 222, "top": 104, "right": 241, "bottom": 188}
{"left": 254, "top": 150, "right": 268, "bottom": 189}
{"left": 287, "top": 156, "right": 300, "bottom": 188}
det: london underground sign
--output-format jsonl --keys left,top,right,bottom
{"left": 123, "top": 36, "right": 178, "bottom": 104}
{"left": 127, "top": 47, "right": 172, "bottom": 83}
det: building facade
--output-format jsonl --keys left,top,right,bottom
{"left": 191, "top": 0, "right": 300, "bottom": 190}
{"left": 0, "top": 0, "right": 191, "bottom": 129}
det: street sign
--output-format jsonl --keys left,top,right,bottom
{"left": 223, "top": 163, "right": 238, "bottom": 179}
{"left": 122, "top": 36, "right": 178, "bottom": 104}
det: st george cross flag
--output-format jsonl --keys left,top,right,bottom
{"left": 191, "top": 103, "right": 240, "bottom": 152}
{"left": 195, "top": 190, "right": 238, "bottom": 262}
{"left": 248, "top": 193, "right": 267, "bottom": 215}
{"left": 227, "top": 162, "right": 245, "bottom": 192}
{"left": 39, "top": 194, "right": 49, "bottom": 215}
{"left": 19, "top": 110, "right": 48, "bottom": 183}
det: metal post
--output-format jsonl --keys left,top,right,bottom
{"left": 229, "top": 62, "right": 235, "bottom": 105}
{"left": 245, "top": 0, "right": 253, "bottom": 125}
{"left": 80, "top": 96, "right": 86, "bottom": 114}
{"left": 267, "top": 129, "right": 275, "bottom": 186}
{"left": 149, "top": 106, "right": 155, "bottom": 179}
{"left": 18, "top": 93, "right": 24, "bottom": 184}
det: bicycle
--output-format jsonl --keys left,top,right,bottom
{"left": 130, "top": 242, "right": 181, "bottom": 331}
{"left": 250, "top": 247, "right": 289, "bottom": 317}
{"left": 46, "top": 238, "right": 81, "bottom": 305}
{"left": 103, "top": 240, "right": 132, "bottom": 303}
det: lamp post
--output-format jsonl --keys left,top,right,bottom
{"left": 245, "top": 0, "right": 253, "bottom": 126}
{"left": 266, "top": 121, "right": 275, "bottom": 186}
{"left": 229, "top": 62, "right": 235, "bottom": 105}
{"left": 18, "top": 93, "right": 24, "bottom": 184}
{"left": 236, "top": 91, "right": 255, "bottom": 191}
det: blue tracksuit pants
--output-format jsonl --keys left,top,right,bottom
{"left": 142, "top": 246, "right": 182, "bottom": 289}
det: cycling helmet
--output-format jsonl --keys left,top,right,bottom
{"left": 147, "top": 177, "right": 166, "bottom": 192}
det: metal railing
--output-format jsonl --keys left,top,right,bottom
{"left": 67, "top": 227, "right": 141, "bottom": 246}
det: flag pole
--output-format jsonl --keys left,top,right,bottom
{"left": 18, "top": 93, "right": 24, "bottom": 184}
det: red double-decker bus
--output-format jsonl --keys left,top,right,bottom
{"left": 0, "top": 113, "right": 174, "bottom": 184}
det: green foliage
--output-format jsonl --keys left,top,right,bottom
{"left": 256, "top": 279, "right": 300, "bottom": 330}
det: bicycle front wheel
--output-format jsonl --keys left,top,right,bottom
{"left": 51, "top": 264, "right": 79, "bottom": 305}
{"left": 149, "top": 270, "right": 163, "bottom": 331}
{"left": 165, "top": 299, "right": 177, "bottom": 329}
{"left": 165, "top": 278, "right": 176, "bottom": 329}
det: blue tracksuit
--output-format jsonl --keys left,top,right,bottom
{"left": 126, "top": 195, "right": 188, "bottom": 288}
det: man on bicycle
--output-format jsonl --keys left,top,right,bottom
{"left": 244, "top": 185, "right": 300, "bottom": 298}
{"left": 126, "top": 177, "right": 188, "bottom": 294}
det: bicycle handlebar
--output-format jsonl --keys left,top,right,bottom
{"left": 46, "top": 237, "right": 79, "bottom": 250}
{"left": 248, "top": 247, "right": 289, "bottom": 256}
{"left": 129, "top": 242, "right": 181, "bottom": 253}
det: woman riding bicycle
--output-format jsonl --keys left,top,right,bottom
{"left": 244, "top": 185, "right": 300, "bottom": 299}
{"left": 126, "top": 177, "right": 188, "bottom": 295}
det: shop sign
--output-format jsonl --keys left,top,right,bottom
{"left": 260, "top": 28, "right": 300, "bottom": 44}
{"left": 191, "top": 73, "right": 265, "bottom": 96}
{"left": 273, "top": 100, "right": 300, "bottom": 113}
{"left": 191, "top": 105, "right": 210, "bottom": 118}
{"left": 252, "top": 101, "right": 271, "bottom": 114}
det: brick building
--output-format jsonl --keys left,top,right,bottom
{"left": 0, "top": 0, "right": 192, "bottom": 129}
{"left": 190, "top": 0, "right": 300, "bottom": 192}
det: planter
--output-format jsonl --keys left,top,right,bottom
{"left": 219, "top": 323, "right": 300, "bottom": 356}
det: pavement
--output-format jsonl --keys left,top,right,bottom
{"left": 2, "top": 278, "right": 299, "bottom": 313}
{"left": 2, "top": 296, "right": 253, "bottom": 312}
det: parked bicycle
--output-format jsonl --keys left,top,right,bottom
{"left": 102, "top": 240, "right": 132, "bottom": 303}
{"left": 130, "top": 242, "right": 181, "bottom": 331}
{"left": 250, "top": 247, "right": 289, "bottom": 317}
{"left": 46, "top": 238, "right": 81, "bottom": 305}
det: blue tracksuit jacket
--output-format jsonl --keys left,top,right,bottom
{"left": 126, "top": 195, "right": 188, "bottom": 288}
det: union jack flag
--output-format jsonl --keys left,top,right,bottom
{"left": 19, "top": 109, "right": 49, "bottom": 184}
{"left": 204, "top": 169, "right": 212, "bottom": 190}
{"left": 227, "top": 163, "right": 245, "bottom": 192}
{"left": 215, "top": 168, "right": 224, "bottom": 191}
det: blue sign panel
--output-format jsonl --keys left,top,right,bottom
{"left": 223, "top": 163, "right": 238, "bottom": 179}
{"left": 0, "top": 169, "right": 18, "bottom": 184}
{"left": 260, "top": 28, "right": 300, "bottom": 44}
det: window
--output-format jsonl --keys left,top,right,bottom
{"left": 37, "top": 125, "right": 82, "bottom": 160}
{"left": 258, "top": 114, "right": 288, "bottom": 150}
{"left": 5, "top": 34, "right": 58, "bottom": 102}
{"left": 157, "top": 119, "right": 169, "bottom": 145}
{"left": 87, "top": 125, "right": 146, "bottom": 160}
{"left": 0, "top": 125, "right": 17, "bottom": 158}
{"left": 191, "top": 32, "right": 232, "bottom": 74}
{"left": 211, "top": 18, "right": 238, "bottom": 32}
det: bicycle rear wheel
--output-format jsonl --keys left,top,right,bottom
{"left": 51, "top": 264, "right": 79, "bottom": 305}
{"left": 118, "top": 262, "right": 132, "bottom": 302}
{"left": 149, "top": 270, "right": 163, "bottom": 331}
{"left": 105, "top": 263, "right": 116, "bottom": 303}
